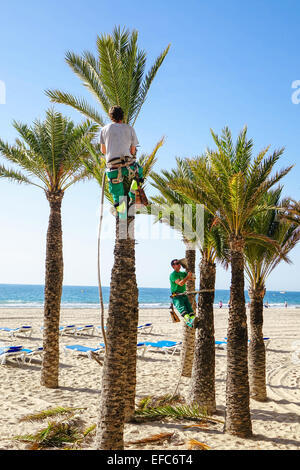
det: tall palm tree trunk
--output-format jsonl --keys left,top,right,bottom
{"left": 41, "top": 190, "right": 64, "bottom": 389}
{"left": 225, "top": 235, "right": 252, "bottom": 437}
{"left": 96, "top": 215, "right": 137, "bottom": 449}
{"left": 248, "top": 286, "right": 267, "bottom": 402}
{"left": 181, "top": 245, "right": 196, "bottom": 378}
{"left": 123, "top": 216, "right": 139, "bottom": 421}
{"left": 190, "top": 258, "right": 216, "bottom": 414}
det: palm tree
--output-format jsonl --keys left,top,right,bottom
{"left": 151, "top": 159, "right": 198, "bottom": 379}
{"left": 46, "top": 26, "right": 169, "bottom": 449}
{"left": 169, "top": 126, "right": 292, "bottom": 437}
{"left": 0, "top": 109, "right": 98, "bottom": 388}
{"left": 151, "top": 159, "right": 228, "bottom": 413}
{"left": 82, "top": 138, "right": 162, "bottom": 446}
{"left": 245, "top": 189, "right": 300, "bottom": 401}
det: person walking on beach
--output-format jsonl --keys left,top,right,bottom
{"left": 285, "top": 301, "right": 288, "bottom": 308}
{"left": 219, "top": 300, "right": 223, "bottom": 308}
{"left": 169, "top": 259, "right": 197, "bottom": 328}
{"left": 100, "top": 105, "right": 145, "bottom": 214}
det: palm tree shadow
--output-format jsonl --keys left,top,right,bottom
{"left": 137, "top": 356, "right": 178, "bottom": 363}
{"left": 251, "top": 407, "right": 300, "bottom": 424}
{"left": 251, "top": 433, "right": 300, "bottom": 448}
{"left": 59, "top": 385, "right": 100, "bottom": 394}
{"left": 267, "top": 348, "right": 291, "bottom": 353}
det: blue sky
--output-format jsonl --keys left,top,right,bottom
{"left": 0, "top": 0, "right": 300, "bottom": 290}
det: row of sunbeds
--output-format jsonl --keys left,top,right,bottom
{"left": 0, "top": 336, "right": 271, "bottom": 366}
{"left": 0, "top": 323, "right": 153, "bottom": 338}
{"left": 0, "top": 320, "right": 270, "bottom": 366}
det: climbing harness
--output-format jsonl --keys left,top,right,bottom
{"left": 106, "top": 156, "right": 148, "bottom": 214}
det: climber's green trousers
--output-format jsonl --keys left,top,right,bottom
{"left": 172, "top": 295, "right": 194, "bottom": 317}
{"left": 106, "top": 163, "right": 143, "bottom": 205}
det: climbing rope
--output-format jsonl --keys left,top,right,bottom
{"left": 171, "top": 290, "right": 215, "bottom": 298}
{"left": 98, "top": 171, "right": 107, "bottom": 351}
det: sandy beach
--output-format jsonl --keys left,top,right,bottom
{"left": 0, "top": 306, "right": 299, "bottom": 450}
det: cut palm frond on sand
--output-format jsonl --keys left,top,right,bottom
{"left": 14, "top": 419, "right": 84, "bottom": 449}
{"left": 137, "top": 394, "right": 184, "bottom": 410}
{"left": 19, "top": 406, "right": 86, "bottom": 422}
{"left": 14, "top": 417, "right": 96, "bottom": 450}
{"left": 187, "top": 439, "right": 211, "bottom": 450}
{"left": 126, "top": 432, "right": 174, "bottom": 445}
{"left": 182, "top": 423, "right": 209, "bottom": 429}
{"left": 135, "top": 403, "right": 223, "bottom": 424}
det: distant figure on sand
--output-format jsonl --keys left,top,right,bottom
{"left": 219, "top": 301, "right": 223, "bottom": 308}
{"left": 264, "top": 301, "right": 269, "bottom": 308}
{"left": 285, "top": 301, "right": 288, "bottom": 308}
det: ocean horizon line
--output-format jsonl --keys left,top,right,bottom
{"left": 0, "top": 283, "right": 299, "bottom": 309}
{"left": 0, "top": 283, "right": 299, "bottom": 293}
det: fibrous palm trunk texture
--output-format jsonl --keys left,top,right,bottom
{"left": 190, "top": 258, "right": 216, "bottom": 414}
{"left": 41, "top": 190, "right": 64, "bottom": 389}
{"left": 248, "top": 286, "right": 267, "bottom": 402}
{"left": 225, "top": 236, "right": 252, "bottom": 437}
{"left": 96, "top": 215, "right": 138, "bottom": 449}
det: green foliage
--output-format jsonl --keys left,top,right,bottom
{"left": 280, "top": 199, "right": 300, "bottom": 226}
{"left": 14, "top": 407, "right": 96, "bottom": 450}
{"left": 150, "top": 157, "right": 229, "bottom": 265}
{"left": 168, "top": 127, "right": 292, "bottom": 243}
{"left": 135, "top": 395, "right": 223, "bottom": 424}
{"left": 46, "top": 26, "right": 170, "bottom": 126}
{"left": 0, "top": 109, "right": 98, "bottom": 192}
{"left": 14, "top": 419, "right": 84, "bottom": 450}
{"left": 137, "top": 394, "right": 184, "bottom": 410}
{"left": 19, "top": 406, "right": 85, "bottom": 423}
{"left": 245, "top": 189, "right": 300, "bottom": 288}
{"left": 135, "top": 403, "right": 218, "bottom": 422}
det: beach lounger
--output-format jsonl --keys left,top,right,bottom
{"left": 97, "top": 324, "right": 153, "bottom": 335}
{"left": 143, "top": 340, "right": 182, "bottom": 357}
{"left": 64, "top": 342, "right": 148, "bottom": 359}
{"left": 64, "top": 344, "right": 105, "bottom": 359}
{"left": 20, "top": 347, "right": 44, "bottom": 364}
{"left": 137, "top": 323, "right": 153, "bottom": 334}
{"left": 59, "top": 325, "right": 77, "bottom": 336}
{"left": 0, "top": 345, "right": 25, "bottom": 365}
{"left": 0, "top": 326, "right": 32, "bottom": 338}
{"left": 75, "top": 325, "right": 95, "bottom": 336}
{"left": 40, "top": 325, "right": 78, "bottom": 336}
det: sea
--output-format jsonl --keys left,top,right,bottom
{"left": 0, "top": 284, "right": 300, "bottom": 309}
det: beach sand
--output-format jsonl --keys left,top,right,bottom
{"left": 0, "top": 307, "right": 299, "bottom": 450}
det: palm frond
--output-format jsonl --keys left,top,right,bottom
{"left": 45, "top": 89, "right": 106, "bottom": 126}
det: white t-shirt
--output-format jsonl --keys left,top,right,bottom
{"left": 100, "top": 122, "right": 139, "bottom": 163}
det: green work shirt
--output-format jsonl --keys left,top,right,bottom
{"left": 169, "top": 271, "right": 187, "bottom": 294}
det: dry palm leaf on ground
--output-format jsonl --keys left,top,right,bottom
{"left": 187, "top": 439, "right": 211, "bottom": 450}
{"left": 126, "top": 432, "right": 174, "bottom": 445}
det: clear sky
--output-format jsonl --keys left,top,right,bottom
{"left": 0, "top": 0, "right": 300, "bottom": 290}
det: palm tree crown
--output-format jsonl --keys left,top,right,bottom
{"left": 46, "top": 26, "right": 170, "bottom": 126}
{"left": 245, "top": 189, "right": 300, "bottom": 290}
{"left": 0, "top": 108, "right": 98, "bottom": 191}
